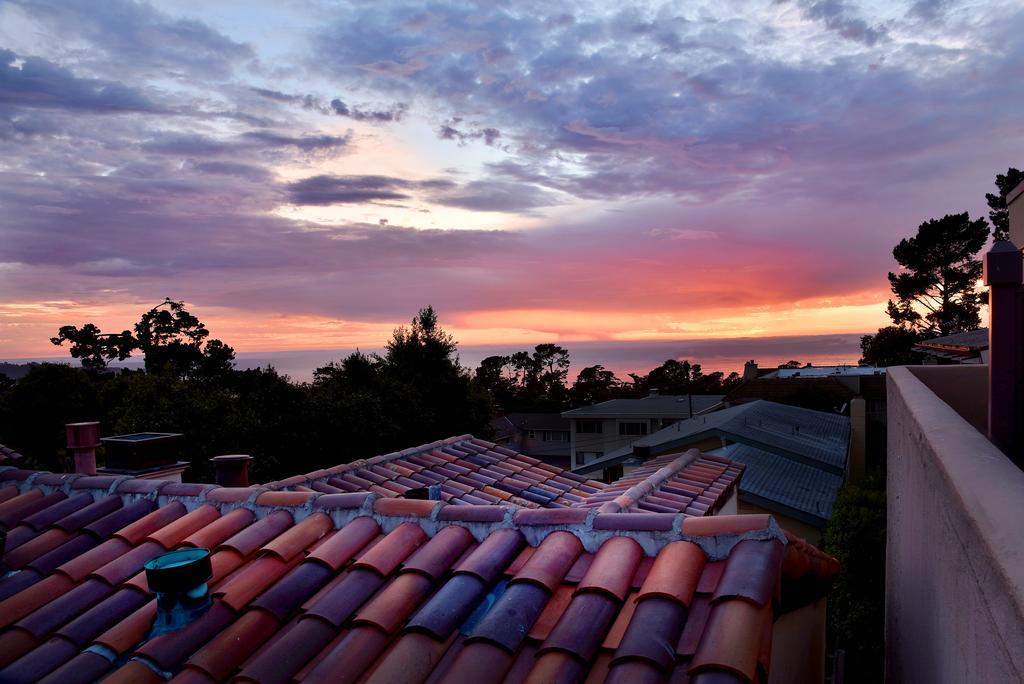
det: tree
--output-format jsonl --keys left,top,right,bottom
{"left": 135, "top": 299, "right": 235, "bottom": 378}
{"left": 570, "top": 365, "right": 620, "bottom": 406}
{"left": 859, "top": 326, "right": 925, "bottom": 367}
{"left": 50, "top": 323, "right": 135, "bottom": 371}
{"left": 473, "top": 355, "right": 517, "bottom": 408}
{"left": 886, "top": 213, "right": 989, "bottom": 337}
{"left": 779, "top": 360, "right": 802, "bottom": 369}
{"left": 986, "top": 167, "right": 1023, "bottom": 242}
{"left": 474, "top": 344, "right": 572, "bottom": 411}
{"left": 51, "top": 299, "right": 235, "bottom": 378}
{"left": 630, "top": 359, "right": 701, "bottom": 395}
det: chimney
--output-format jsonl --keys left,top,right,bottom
{"left": 743, "top": 360, "right": 759, "bottom": 381}
{"left": 210, "top": 454, "right": 252, "bottom": 487}
{"left": 66, "top": 422, "right": 100, "bottom": 475}
{"left": 144, "top": 548, "right": 212, "bottom": 637}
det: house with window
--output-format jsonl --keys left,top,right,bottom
{"left": 561, "top": 392, "right": 724, "bottom": 470}
{"left": 492, "top": 412, "right": 571, "bottom": 464}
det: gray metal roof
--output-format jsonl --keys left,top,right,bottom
{"left": 575, "top": 399, "right": 850, "bottom": 476}
{"left": 562, "top": 394, "right": 724, "bottom": 419}
{"left": 915, "top": 328, "right": 989, "bottom": 351}
{"left": 709, "top": 443, "right": 843, "bottom": 526}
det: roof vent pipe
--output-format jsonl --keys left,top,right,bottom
{"left": 210, "top": 454, "right": 252, "bottom": 487}
{"left": 144, "top": 548, "right": 212, "bottom": 638}
{"left": 66, "top": 421, "right": 100, "bottom": 475}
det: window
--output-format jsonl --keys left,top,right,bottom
{"left": 527, "top": 430, "right": 537, "bottom": 439}
{"left": 543, "top": 430, "right": 568, "bottom": 442}
{"left": 618, "top": 422, "right": 648, "bottom": 436}
{"left": 576, "top": 420, "right": 603, "bottom": 434}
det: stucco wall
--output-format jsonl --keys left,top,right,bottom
{"left": 769, "top": 598, "right": 827, "bottom": 684}
{"left": 886, "top": 366, "right": 1024, "bottom": 682}
{"left": 907, "top": 364, "right": 988, "bottom": 433}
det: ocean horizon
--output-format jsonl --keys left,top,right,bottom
{"left": 4, "top": 332, "right": 866, "bottom": 384}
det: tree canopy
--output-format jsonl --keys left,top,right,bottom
{"left": 50, "top": 298, "right": 235, "bottom": 378}
{"left": 986, "top": 167, "right": 1024, "bottom": 242}
{"left": 885, "top": 212, "right": 988, "bottom": 337}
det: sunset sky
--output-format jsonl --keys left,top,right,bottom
{"left": 1, "top": 0, "right": 1022, "bottom": 372}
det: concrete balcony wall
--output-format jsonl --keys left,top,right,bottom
{"left": 886, "top": 366, "right": 1024, "bottom": 682}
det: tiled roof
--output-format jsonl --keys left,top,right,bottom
{"left": 709, "top": 443, "right": 844, "bottom": 526}
{"left": 562, "top": 394, "right": 724, "bottom": 419}
{"left": 264, "top": 436, "right": 609, "bottom": 508}
{"left": 0, "top": 444, "right": 25, "bottom": 464}
{"left": 0, "top": 464, "right": 838, "bottom": 684}
{"left": 573, "top": 450, "right": 744, "bottom": 515}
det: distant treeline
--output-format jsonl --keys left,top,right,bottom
{"left": 0, "top": 303, "right": 747, "bottom": 483}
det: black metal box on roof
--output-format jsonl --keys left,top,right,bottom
{"left": 100, "top": 432, "right": 184, "bottom": 471}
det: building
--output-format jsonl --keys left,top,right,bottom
{"left": 912, "top": 328, "right": 989, "bottom": 364}
{"left": 562, "top": 393, "right": 724, "bottom": 470}
{"left": 0, "top": 434, "right": 839, "bottom": 683}
{"left": 573, "top": 400, "right": 851, "bottom": 543}
{"left": 492, "top": 412, "right": 571, "bottom": 464}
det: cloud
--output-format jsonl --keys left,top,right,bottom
{"left": 284, "top": 175, "right": 416, "bottom": 205}
{"left": 9, "top": 0, "right": 252, "bottom": 79}
{"left": 790, "top": 0, "right": 890, "bottom": 46}
{"left": 0, "top": 49, "right": 160, "bottom": 114}
{"left": 283, "top": 173, "right": 560, "bottom": 213}
{"left": 249, "top": 87, "right": 408, "bottom": 122}
{"left": 438, "top": 118, "right": 501, "bottom": 146}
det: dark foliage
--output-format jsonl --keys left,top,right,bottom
{"left": 859, "top": 326, "right": 926, "bottom": 367}
{"left": 886, "top": 213, "right": 988, "bottom": 337}
{"left": 51, "top": 298, "right": 235, "bottom": 378}
{"left": 4, "top": 304, "right": 491, "bottom": 482}
{"left": 823, "top": 471, "right": 886, "bottom": 683}
{"left": 986, "top": 167, "right": 1023, "bottom": 242}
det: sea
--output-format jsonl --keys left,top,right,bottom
{"left": 4, "top": 333, "right": 866, "bottom": 383}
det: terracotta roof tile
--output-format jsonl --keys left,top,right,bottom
{"left": 616, "top": 595, "right": 689, "bottom": 671}
{"left": 576, "top": 536, "right": 643, "bottom": 601}
{"left": 305, "top": 515, "right": 380, "bottom": 570}
{"left": 639, "top": 540, "right": 706, "bottom": 606}
{"left": 184, "top": 608, "right": 279, "bottom": 681}
{"left": 541, "top": 590, "right": 619, "bottom": 661}
{"left": 352, "top": 521, "right": 429, "bottom": 576}
{"left": 406, "top": 573, "right": 488, "bottom": 640}
{"left": 469, "top": 580, "right": 551, "bottom": 652}
{"left": 690, "top": 598, "right": 772, "bottom": 681}
{"left": 512, "top": 531, "right": 583, "bottom": 592}
{"left": 355, "top": 572, "right": 434, "bottom": 634}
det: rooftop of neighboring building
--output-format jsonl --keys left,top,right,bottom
{"left": 576, "top": 400, "right": 850, "bottom": 477}
{"left": 761, "top": 365, "right": 885, "bottom": 379}
{"left": 494, "top": 412, "right": 570, "bottom": 434}
{"left": 562, "top": 393, "right": 724, "bottom": 419}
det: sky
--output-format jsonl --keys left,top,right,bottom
{"left": 1, "top": 0, "right": 1022, "bottom": 374}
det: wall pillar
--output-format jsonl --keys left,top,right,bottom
{"left": 983, "top": 241, "right": 1024, "bottom": 465}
